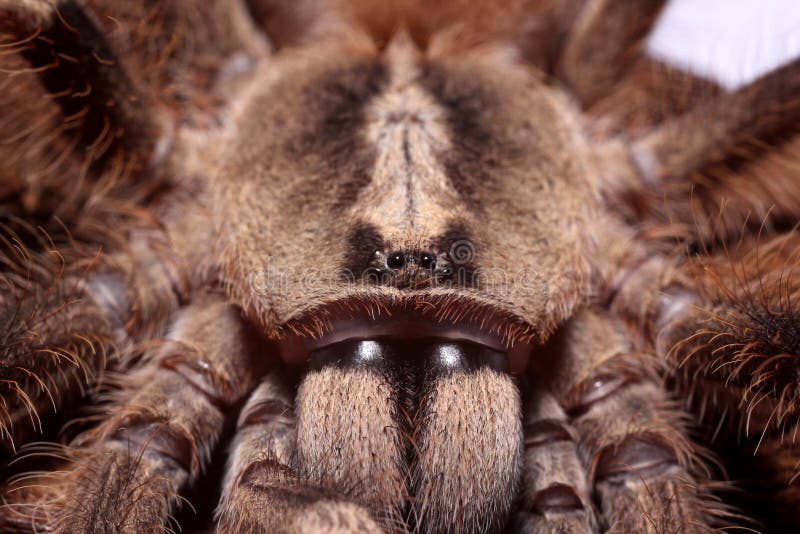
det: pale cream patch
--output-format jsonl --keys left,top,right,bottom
{"left": 355, "top": 33, "right": 466, "bottom": 242}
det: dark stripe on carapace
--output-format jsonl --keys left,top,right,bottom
{"left": 343, "top": 221, "right": 385, "bottom": 281}
{"left": 434, "top": 220, "right": 479, "bottom": 288}
{"left": 419, "top": 61, "right": 522, "bottom": 207}
{"left": 288, "top": 60, "right": 388, "bottom": 211}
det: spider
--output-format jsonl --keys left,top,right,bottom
{"left": 1, "top": 0, "right": 799, "bottom": 532}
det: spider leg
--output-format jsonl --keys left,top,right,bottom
{"left": 600, "top": 56, "right": 800, "bottom": 220}
{"left": 528, "top": 308, "right": 722, "bottom": 533}
{"left": 0, "top": 244, "right": 113, "bottom": 453}
{"left": 556, "top": 0, "right": 667, "bottom": 107}
{"left": 0, "top": 0, "right": 220, "bottom": 450}
{"left": 513, "top": 388, "right": 597, "bottom": 533}
{"left": 216, "top": 369, "right": 386, "bottom": 534}
{"left": 0, "top": 222, "right": 190, "bottom": 451}
{"left": 2, "top": 0, "right": 271, "bottom": 163}
{"left": 594, "top": 58, "right": 800, "bottom": 245}
{"left": 2, "top": 293, "right": 267, "bottom": 532}
{"left": 586, "top": 58, "right": 721, "bottom": 137}
{"left": 629, "top": 57, "right": 800, "bottom": 184}
{"left": 655, "top": 232, "right": 800, "bottom": 528}
{"left": 0, "top": 0, "right": 167, "bottom": 165}
{"left": 634, "top": 233, "right": 800, "bottom": 437}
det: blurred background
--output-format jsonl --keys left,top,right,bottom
{"left": 648, "top": 0, "right": 800, "bottom": 89}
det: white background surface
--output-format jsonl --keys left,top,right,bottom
{"left": 647, "top": 0, "right": 800, "bottom": 89}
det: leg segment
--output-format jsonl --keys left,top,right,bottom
{"left": 3, "top": 294, "right": 266, "bottom": 532}
{"left": 658, "top": 233, "right": 800, "bottom": 435}
{"left": 557, "top": 0, "right": 667, "bottom": 107}
{"left": 2, "top": 0, "right": 270, "bottom": 166}
{"left": 0, "top": 226, "right": 186, "bottom": 453}
{"left": 216, "top": 369, "right": 384, "bottom": 534}
{"left": 598, "top": 56, "right": 800, "bottom": 216}
{"left": 513, "top": 388, "right": 596, "bottom": 533}
{"left": 0, "top": 271, "right": 110, "bottom": 453}
{"left": 595, "top": 41, "right": 800, "bottom": 246}
{"left": 0, "top": 0, "right": 166, "bottom": 163}
{"left": 0, "top": 235, "right": 118, "bottom": 453}
{"left": 531, "top": 308, "right": 721, "bottom": 533}
{"left": 629, "top": 57, "right": 800, "bottom": 185}
{"left": 654, "top": 233, "right": 800, "bottom": 527}
{"left": 587, "top": 57, "right": 721, "bottom": 137}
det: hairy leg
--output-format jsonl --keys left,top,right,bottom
{"left": 600, "top": 57, "right": 800, "bottom": 234}
{"left": 0, "top": 247, "right": 112, "bottom": 453}
{"left": 629, "top": 57, "right": 800, "bottom": 186}
{"left": 1, "top": 0, "right": 269, "bottom": 163}
{"left": 217, "top": 369, "right": 384, "bottom": 534}
{"left": 655, "top": 233, "right": 800, "bottom": 434}
{"left": 0, "top": 0, "right": 229, "bottom": 455}
{"left": 513, "top": 388, "right": 596, "bottom": 533}
{"left": 0, "top": 219, "right": 192, "bottom": 453}
{"left": 2, "top": 293, "right": 266, "bottom": 532}
{"left": 587, "top": 57, "right": 720, "bottom": 137}
{"left": 656, "top": 232, "right": 800, "bottom": 528}
{"left": 556, "top": 0, "right": 667, "bottom": 107}
{"left": 0, "top": 0, "right": 165, "bottom": 162}
{"left": 530, "top": 308, "right": 721, "bottom": 533}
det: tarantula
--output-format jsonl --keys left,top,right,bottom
{"left": 1, "top": 0, "right": 799, "bottom": 532}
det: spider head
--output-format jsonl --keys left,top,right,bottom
{"left": 213, "top": 31, "right": 603, "bottom": 359}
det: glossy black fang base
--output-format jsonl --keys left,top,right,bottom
{"left": 308, "top": 337, "right": 507, "bottom": 374}
{"left": 306, "top": 337, "right": 513, "bottom": 532}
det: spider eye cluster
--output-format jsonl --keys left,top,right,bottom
{"left": 362, "top": 249, "right": 455, "bottom": 286}
{"left": 385, "top": 250, "right": 437, "bottom": 270}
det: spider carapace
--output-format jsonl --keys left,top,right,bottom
{"left": 1, "top": 1, "right": 799, "bottom": 532}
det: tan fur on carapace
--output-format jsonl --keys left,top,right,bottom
{"left": 1, "top": 1, "right": 799, "bottom": 532}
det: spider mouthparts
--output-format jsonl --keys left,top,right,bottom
{"left": 277, "top": 306, "right": 532, "bottom": 374}
{"left": 308, "top": 337, "right": 508, "bottom": 373}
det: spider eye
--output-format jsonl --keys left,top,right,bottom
{"left": 420, "top": 252, "right": 436, "bottom": 269}
{"left": 387, "top": 251, "right": 405, "bottom": 269}
{"left": 437, "top": 266, "right": 453, "bottom": 276}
